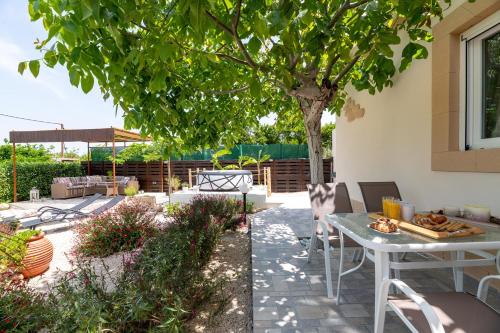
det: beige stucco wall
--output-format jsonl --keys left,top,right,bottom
{"left": 334, "top": 3, "right": 500, "bottom": 216}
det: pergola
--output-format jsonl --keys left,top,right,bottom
{"left": 9, "top": 127, "right": 151, "bottom": 202}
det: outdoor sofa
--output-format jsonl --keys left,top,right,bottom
{"left": 51, "top": 175, "right": 139, "bottom": 199}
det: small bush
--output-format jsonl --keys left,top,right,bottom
{"left": 124, "top": 185, "right": 138, "bottom": 196}
{"left": 169, "top": 176, "right": 181, "bottom": 191}
{"left": 73, "top": 199, "right": 158, "bottom": 257}
{"left": 0, "top": 162, "right": 83, "bottom": 202}
{"left": 165, "top": 202, "right": 182, "bottom": 216}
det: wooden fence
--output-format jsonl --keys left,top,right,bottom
{"left": 83, "top": 159, "right": 333, "bottom": 193}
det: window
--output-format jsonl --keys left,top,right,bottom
{"left": 463, "top": 13, "right": 500, "bottom": 150}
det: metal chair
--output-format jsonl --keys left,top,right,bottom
{"left": 307, "top": 182, "right": 365, "bottom": 302}
{"left": 376, "top": 274, "right": 500, "bottom": 333}
{"left": 358, "top": 181, "right": 402, "bottom": 213}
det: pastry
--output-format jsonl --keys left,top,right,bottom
{"left": 370, "top": 218, "right": 398, "bottom": 233}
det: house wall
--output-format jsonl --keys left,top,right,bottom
{"left": 334, "top": 1, "right": 500, "bottom": 216}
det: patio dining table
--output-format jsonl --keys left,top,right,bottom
{"left": 325, "top": 213, "right": 500, "bottom": 333}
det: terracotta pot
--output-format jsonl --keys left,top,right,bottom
{"left": 21, "top": 232, "right": 54, "bottom": 279}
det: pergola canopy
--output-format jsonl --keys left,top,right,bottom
{"left": 9, "top": 127, "right": 153, "bottom": 202}
{"left": 9, "top": 127, "right": 149, "bottom": 143}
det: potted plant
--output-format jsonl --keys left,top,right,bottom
{"left": 21, "top": 230, "right": 54, "bottom": 278}
{"left": 0, "top": 229, "right": 54, "bottom": 279}
{"left": 181, "top": 182, "right": 189, "bottom": 192}
{"left": 169, "top": 176, "right": 181, "bottom": 192}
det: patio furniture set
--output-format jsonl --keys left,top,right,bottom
{"left": 307, "top": 182, "right": 500, "bottom": 333}
{"left": 51, "top": 175, "right": 139, "bottom": 199}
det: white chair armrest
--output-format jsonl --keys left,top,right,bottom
{"left": 380, "top": 279, "right": 445, "bottom": 333}
{"left": 477, "top": 274, "right": 500, "bottom": 302}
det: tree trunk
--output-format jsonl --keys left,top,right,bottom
{"left": 291, "top": 78, "right": 336, "bottom": 185}
{"left": 300, "top": 100, "right": 324, "bottom": 184}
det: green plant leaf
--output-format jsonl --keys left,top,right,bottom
{"left": 18, "top": 62, "right": 27, "bottom": 75}
{"left": 29, "top": 60, "right": 40, "bottom": 77}
{"left": 81, "top": 73, "right": 94, "bottom": 93}
{"left": 69, "top": 67, "right": 80, "bottom": 86}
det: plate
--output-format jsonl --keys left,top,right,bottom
{"left": 367, "top": 224, "right": 401, "bottom": 235}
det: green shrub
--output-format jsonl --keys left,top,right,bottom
{"left": 73, "top": 199, "right": 158, "bottom": 258}
{"left": 165, "top": 202, "right": 182, "bottom": 216}
{"left": 124, "top": 185, "right": 138, "bottom": 197}
{"left": 0, "top": 162, "right": 83, "bottom": 202}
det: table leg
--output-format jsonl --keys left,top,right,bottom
{"left": 391, "top": 252, "right": 401, "bottom": 294}
{"left": 452, "top": 250, "right": 464, "bottom": 292}
{"left": 374, "top": 251, "right": 390, "bottom": 333}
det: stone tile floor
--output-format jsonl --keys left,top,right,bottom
{"left": 251, "top": 193, "right": 500, "bottom": 333}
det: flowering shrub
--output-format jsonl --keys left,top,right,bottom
{"left": 74, "top": 199, "right": 158, "bottom": 257}
{"left": 0, "top": 195, "right": 245, "bottom": 332}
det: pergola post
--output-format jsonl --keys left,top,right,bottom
{"left": 112, "top": 138, "right": 116, "bottom": 196}
{"left": 12, "top": 142, "right": 17, "bottom": 202}
{"left": 167, "top": 159, "right": 172, "bottom": 196}
{"left": 87, "top": 142, "right": 91, "bottom": 175}
{"left": 160, "top": 158, "right": 164, "bottom": 193}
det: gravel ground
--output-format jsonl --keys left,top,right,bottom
{"left": 186, "top": 227, "right": 252, "bottom": 333}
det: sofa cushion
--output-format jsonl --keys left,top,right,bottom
{"left": 70, "top": 177, "right": 82, "bottom": 184}
{"left": 53, "top": 177, "right": 70, "bottom": 185}
{"left": 87, "top": 176, "right": 103, "bottom": 183}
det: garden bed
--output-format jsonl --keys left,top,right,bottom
{"left": 186, "top": 227, "right": 252, "bottom": 332}
{"left": 1, "top": 195, "right": 252, "bottom": 332}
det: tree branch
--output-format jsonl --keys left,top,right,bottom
{"left": 332, "top": 55, "right": 360, "bottom": 86}
{"left": 205, "top": 10, "right": 233, "bottom": 36}
{"left": 323, "top": 54, "right": 340, "bottom": 81}
{"left": 215, "top": 53, "right": 252, "bottom": 67}
{"left": 205, "top": 3, "right": 260, "bottom": 70}
{"left": 231, "top": 0, "right": 258, "bottom": 69}
{"left": 327, "top": 0, "right": 371, "bottom": 30}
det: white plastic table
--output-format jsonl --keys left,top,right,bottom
{"left": 325, "top": 213, "right": 500, "bottom": 333}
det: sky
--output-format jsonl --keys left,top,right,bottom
{"left": 0, "top": 1, "right": 124, "bottom": 153}
{"left": 0, "top": 1, "right": 334, "bottom": 154}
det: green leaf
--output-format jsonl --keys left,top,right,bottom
{"left": 29, "top": 60, "right": 40, "bottom": 78}
{"left": 149, "top": 71, "right": 167, "bottom": 92}
{"left": 379, "top": 31, "right": 401, "bottom": 45}
{"left": 159, "top": 42, "right": 174, "bottom": 62}
{"left": 254, "top": 15, "right": 268, "bottom": 38}
{"left": 18, "top": 62, "right": 27, "bottom": 75}
{"left": 247, "top": 37, "right": 262, "bottom": 55}
{"left": 249, "top": 78, "right": 261, "bottom": 97}
{"left": 81, "top": 74, "right": 94, "bottom": 93}
{"left": 223, "top": 0, "right": 233, "bottom": 10}
{"left": 44, "top": 50, "right": 58, "bottom": 67}
{"left": 81, "top": 0, "right": 93, "bottom": 20}
{"left": 69, "top": 67, "right": 80, "bottom": 86}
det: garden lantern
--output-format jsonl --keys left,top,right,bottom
{"left": 239, "top": 182, "right": 250, "bottom": 225}
{"left": 30, "top": 187, "right": 40, "bottom": 202}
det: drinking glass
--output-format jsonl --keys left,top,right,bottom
{"left": 401, "top": 203, "right": 415, "bottom": 221}
{"left": 382, "top": 196, "right": 393, "bottom": 217}
{"left": 388, "top": 200, "right": 401, "bottom": 220}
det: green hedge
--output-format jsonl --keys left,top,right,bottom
{"left": 0, "top": 162, "right": 83, "bottom": 202}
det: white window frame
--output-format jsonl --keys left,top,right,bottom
{"left": 459, "top": 11, "right": 500, "bottom": 150}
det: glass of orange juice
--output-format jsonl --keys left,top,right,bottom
{"left": 388, "top": 200, "right": 401, "bottom": 220}
{"left": 382, "top": 196, "right": 393, "bottom": 217}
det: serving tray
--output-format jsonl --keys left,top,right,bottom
{"left": 368, "top": 213, "right": 484, "bottom": 240}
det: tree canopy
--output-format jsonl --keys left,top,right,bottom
{"left": 0, "top": 140, "right": 53, "bottom": 163}
{"left": 23, "top": 0, "right": 453, "bottom": 182}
